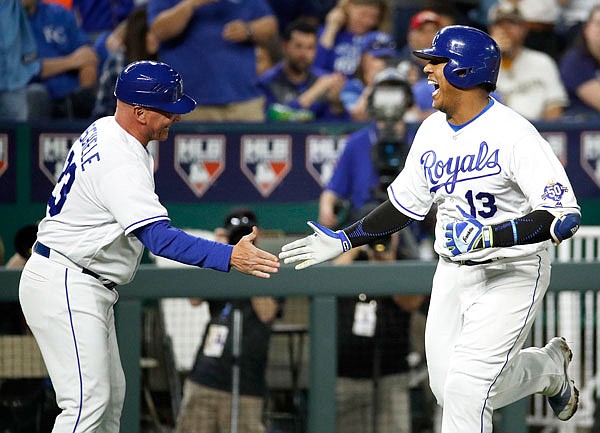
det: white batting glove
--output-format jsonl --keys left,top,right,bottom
{"left": 445, "top": 206, "right": 493, "bottom": 256}
{"left": 279, "top": 221, "right": 351, "bottom": 270}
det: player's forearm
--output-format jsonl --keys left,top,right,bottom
{"left": 343, "top": 200, "right": 414, "bottom": 248}
{"left": 134, "top": 220, "right": 233, "bottom": 271}
{"left": 480, "top": 209, "right": 580, "bottom": 248}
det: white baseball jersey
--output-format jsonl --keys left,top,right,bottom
{"left": 37, "top": 116, "right": 169, "bottom": 284}
{"left": 387, "top": 98, "right": 579, "bottom": 262}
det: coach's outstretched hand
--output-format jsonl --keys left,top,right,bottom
{"left": 279, "top": 221, "right": 351, "bottom": 270}
{"left": 445, "top": 206, "right": 493, "bottom": 256}
{"left": 231, "top": 227, "right": 280, "bottom": 278}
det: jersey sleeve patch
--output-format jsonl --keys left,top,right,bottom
{"left": 540, "top": 181, "right": 569, "bottom": 206}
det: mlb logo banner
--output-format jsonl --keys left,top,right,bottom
{"left": 174, "top": 134, "right": 226, "bottom": 197}
{"left": 241, "top": 135, "right": 292, "bottom": 198}
{"left": 305, "top": 134, "right": 347, "bottom": 187}
{"left": 38, "top": 133, "right": 80, "bottom": 184}
{"left": 581, "top": 132, "right": 600, "bottom": 189}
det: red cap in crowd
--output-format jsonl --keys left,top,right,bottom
{"left": 409, "top": 10, "right": 442, "bottom": 30}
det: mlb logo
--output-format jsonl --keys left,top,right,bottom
{"left": 174, "top": 135, "right": 226, "bottom": 197}
{"left": 305, "top": 135, "right": 347, "bottom": 187}
{"left": 581, "top": 132, "right": 600, "bottom": 188}
{"left": 38, "top": 133, "right": 80, "bottom": 183}
{"left": 0, "top": 134, "right": 7, "bottom": 178}
{"left": 241, "top": 135, "right": 292, "bottom": 197}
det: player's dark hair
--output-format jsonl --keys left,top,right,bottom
{"left": 283, "top": 19, "right": 318, "bottom": 41}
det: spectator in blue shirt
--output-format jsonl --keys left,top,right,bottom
{"left": 23, "top": 0, "right": 98, "bottom": 120}
{"left": 257, "top": 19, "right": 348, "bottom": 122}
{"left": 314, "top": 0, "right": 389, "bottom": 78}
{"left": 0, "top": 0, "right": 40, "bottom": 121}
{"left": 148, "top": 0, "right": 278, "bottom": 122}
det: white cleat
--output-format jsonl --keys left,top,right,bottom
{"left": 546, "top": 337, "right": 579, "bottom": 421}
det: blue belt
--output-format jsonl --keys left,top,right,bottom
{"left": 33, "top": 242, "right": 117, "bottom": 289}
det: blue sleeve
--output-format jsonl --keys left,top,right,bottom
{"left": 134, "top": 220, "right": 233, "bottom": 272}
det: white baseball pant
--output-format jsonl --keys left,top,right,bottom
{"left": 19, "top": 253, "right": 125, "bottom": 433}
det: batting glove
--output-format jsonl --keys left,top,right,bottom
{"left": 445, "top": 206, "right": 493, "bottom": 256}
{"left": 279, "top": 221, "right": 351, "bottom": 270}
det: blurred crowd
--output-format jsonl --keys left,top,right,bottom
{"left": 3, "top": 0, "right": 600, "bottom": 125}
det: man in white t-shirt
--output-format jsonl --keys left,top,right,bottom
{"left": 488, "top": 0, "right": 568, "bottom": 120}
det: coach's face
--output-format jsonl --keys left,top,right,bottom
{"left": 141, "top": 107, "right": 181, "bottom": 142}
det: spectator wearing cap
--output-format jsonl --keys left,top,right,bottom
{"left": 175, "top": 208, "right": 282, "bottom": 433}
{"left": 257, "top": 19, "right": 349, "bottom": 122}
{"left": 314, "top": 0, "right": 390, "bottom": 78}
{"left": 559, "top": 5, "right": 600, "bottom": 119}
{"left": 340, "top": 30, "right": 398, "bottom": 121}
{"left": 488, "top": 0, "right": 568, "bottom": 121}
{"left": 397, "top": 10, "right": 442, "bottom": 84}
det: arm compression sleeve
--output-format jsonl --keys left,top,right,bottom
{"left": 490, "top": 210, "right": 556, "bottom": 247}
{"left": 342, "top": 200, "right": 414, "bottom": 247}
{"left": 134, "top": 220, "right": 233, "bottom": 272}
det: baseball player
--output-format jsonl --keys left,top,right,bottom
{"left": 18, "top": 60, "right": 280, "bottom": 433}
{"left": 279, "top": 26, "right": 581, "bottom": 432}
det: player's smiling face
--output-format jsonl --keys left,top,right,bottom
{"left": 423, "top": 59, "right": 459, "bottom": 117}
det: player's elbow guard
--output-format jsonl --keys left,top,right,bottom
{"left": 550, "top": 212, "right": 581, "bottom": 245}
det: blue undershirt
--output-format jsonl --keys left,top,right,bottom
{"left": 134, "top": 221, "right": 232, "bottom": 272}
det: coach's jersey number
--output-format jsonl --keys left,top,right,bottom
{"left": 48, "top": 150, "right": 76, "bottom": 216}
{"left": 465, "top": 190, "right": 497, "bottom": 218}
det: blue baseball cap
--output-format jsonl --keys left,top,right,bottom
{"left": 361, "top": 32, "right": 397, "bottom": 58}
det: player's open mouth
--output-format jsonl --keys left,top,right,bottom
{"left": 428, "top": 79, "right": 440, "bottom": 97}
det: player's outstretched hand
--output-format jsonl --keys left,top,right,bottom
{"left": 445, "top": 206, "right": 493, "bottom": 256}
{"left": 231, "top": 227, "right": 280, "bottom": 278}
{"left": 279, "top": 221, "right": 351, "bottom": 270}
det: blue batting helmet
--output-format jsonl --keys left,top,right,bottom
{"left": 114, "top": 61, "right": 196, "bottom": 114}
{"left": 412, "top": 25, "right": 501, "bottom": 90}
